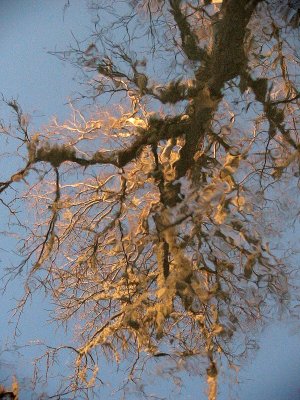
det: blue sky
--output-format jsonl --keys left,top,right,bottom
{"left": 0, "top": 1, "right": 300, "bottom": 399}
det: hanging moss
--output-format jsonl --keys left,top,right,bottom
{"left": 36, "top": 144, "right": 76, "bottom": 167}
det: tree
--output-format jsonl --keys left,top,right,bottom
{"left": 0, "top": 377, "right": 19, "bottom": 400}
{"left": 0, "top": 0, "right": 299, "bottom": 399}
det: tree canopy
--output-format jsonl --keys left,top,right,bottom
{"left": 1, "top": 1, "right": 300, "bottom": 399}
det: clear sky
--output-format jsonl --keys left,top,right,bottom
{"left": 0, "top": 1, "right": 300, "bottom": 399}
